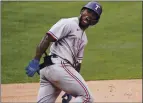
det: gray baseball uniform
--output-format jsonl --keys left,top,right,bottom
{"left": 37, "top": 17, "right": 94, "bottom": 103}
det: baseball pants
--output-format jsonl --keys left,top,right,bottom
{"left": 37, "top": 56, "right": 94, "bottom": 103}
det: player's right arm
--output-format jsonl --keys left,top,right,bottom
{"left": 25, "top": 19, "right": 70, "bottom": 77}
{"left": 35, "top": 19, "right": 69, "bottom": 60}
{"left": 25, "top": 34, "right": 56, "bottom": 77}
{"left": 34, "top": 34, "right": 56, "bottom": 61}
{"left": 35, "top": 19, "right": 70, "bottom": 61}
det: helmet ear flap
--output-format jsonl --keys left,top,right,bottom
{"left": 90, "top": 19, "right": 98, "bottom": 26}
{"left": 91, "top": 15, "right": 100, "bottom": 25}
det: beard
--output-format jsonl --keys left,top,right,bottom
{"left": 79, "top": 15, "right": 90, "bottom": 29}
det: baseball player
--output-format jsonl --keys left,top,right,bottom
{"left": 25, "top": 1, "right": 102, "bottom": 103}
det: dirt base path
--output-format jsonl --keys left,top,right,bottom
{"left": 1, "top": 79, "right": 142, "bottom": 102}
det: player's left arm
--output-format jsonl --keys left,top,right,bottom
{"left": 76, "top": 44, "right": 86, "bottom": 73}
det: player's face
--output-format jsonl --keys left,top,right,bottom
{"left": 80, "top": 9, "right": 98, "bottom": 27}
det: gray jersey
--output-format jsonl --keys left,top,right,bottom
{"left": 38, "top": 17, "right": 93, "bottom": 103}
{"left": 47, "top": 17, "right": 88, "bottom": 65}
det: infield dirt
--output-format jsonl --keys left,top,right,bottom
{"left": 1, "top": 79, "right": 142, "bottom": 102}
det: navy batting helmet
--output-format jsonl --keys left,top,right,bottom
{"left": 81, "top": 1, "right": 102, "bottom": 23}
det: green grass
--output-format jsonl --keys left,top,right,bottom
{"left": 1, "top": 1, "right": 142, "bottom": 84}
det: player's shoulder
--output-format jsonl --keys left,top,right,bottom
{"left": 59, "top": 17, "right": 79, "bottom": 26}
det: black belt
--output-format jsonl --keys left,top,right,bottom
{"left": 37, "top": 53, "right": 78, "bottom": 75}
{"left": 51, "top": 53, "right": 76, "bottom": 68}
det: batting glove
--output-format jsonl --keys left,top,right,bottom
{"left": 25, "top": 59, "right": 39, "bottom": 77}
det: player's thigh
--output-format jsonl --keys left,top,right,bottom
{"left": 37, "top": 68, "right": 61, "bottom": 103}
{"left": 60, "top": 63, "right": 92, "bottom": 97}
{"left": 45, "top": 62, "right": 92, "bottom": 98}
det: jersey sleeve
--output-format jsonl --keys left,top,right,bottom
{"left": 47, "top": 19, "right": 70, "bottom": 41}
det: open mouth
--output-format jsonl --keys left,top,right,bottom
{"left": 81, "top": 16, "right": 92, "bottom": 26}
{"left": 83, "top": 19, "right": 89, "bottom": 24}
{"left": 82, "top": 18, "right": 90, "bottom": 25}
